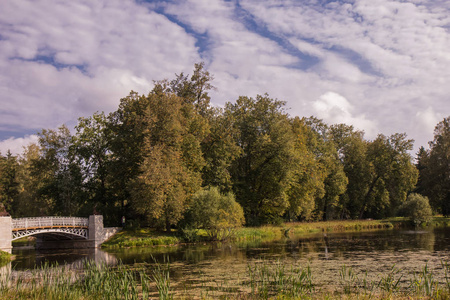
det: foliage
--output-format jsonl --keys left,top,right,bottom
{"left": 398, "top": 193, "right": 433, "bottom": 226}
{"left": 0, "top": 64, "right": 443, "bottom": 228}
{"left": 129, "top": 91, "right": 203, "bottom": 231}
{"left": 184, "top": 186, "right": 245, "bottom": 240}
{"left": 417, "top": 117, "right": 450, "bottom": 215}
{"left": 227, "top": 94, "right": 298, "bottom": 225}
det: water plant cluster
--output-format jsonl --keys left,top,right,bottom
{"left": 4, "top": 259, "right": 450, "bottom": 299}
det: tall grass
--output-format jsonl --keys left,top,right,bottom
{"left": 246, "top": 260, "right": 314, "bottom": 298}
{"left": 5, "top": 259, "right": 450, "bottom": 299}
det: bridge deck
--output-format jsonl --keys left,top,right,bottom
{"left": 12, "top": 217, "right": 89, "bottom": 231}
{"left": 12, "top": 225, "right": 89, "bottom": 231}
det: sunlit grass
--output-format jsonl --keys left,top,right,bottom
{"left": 102, "top": 217, "right": 450, "bottom": 249}
{"left": 102, "top": 228, "right": 180, "bottom": 248}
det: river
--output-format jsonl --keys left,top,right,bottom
{"left": 7, "top": 227, "right": 450, "bottom": 296}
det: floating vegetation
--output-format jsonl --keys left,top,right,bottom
{"left": 3, "top": 258, "right": 450, "bottom": 299}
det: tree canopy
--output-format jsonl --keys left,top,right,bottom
{"left": 0, "top": 64, "right": 439, "bottom": 227}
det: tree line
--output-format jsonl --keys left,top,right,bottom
{"left": 0, "top": 64, "right": 448, "bottom": 229}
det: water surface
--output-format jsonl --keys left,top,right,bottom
{"left": 9, "top": 227, "right": 450, "bottom": 295}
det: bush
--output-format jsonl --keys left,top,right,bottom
{"left": 399, "top": 193, "right": 433, "bottom": 226}
{"left": 184, "top": 187, "right": 245, "bottom": 240}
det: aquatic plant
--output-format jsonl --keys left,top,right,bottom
{"left": 377, "top": 265, "right": 403, "bottom": 297}
{"left": 246, "top": 259, "right": 314, "bottom": 298}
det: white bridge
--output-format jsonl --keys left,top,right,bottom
{"left": 12, "top": 217, "right": 89, "bottom": 240}
{"left": 0, "top": 215, "right": 121, "bottom": 253}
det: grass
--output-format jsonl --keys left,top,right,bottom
{"left": 102, "top": 228, "right": 180, "bottom": 248}
{"left": 101, "top": 217, "right": 450, "bottom": 249}
{"left": 4, "top": 259, "right": 450, "bottom": 299}
{"left": 0, "top": 250, "right": 12, "bottom": 267}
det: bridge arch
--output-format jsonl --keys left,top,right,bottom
{"left": 12, "top": 228, "right": 88, "bottom": 241}
{"left": 12, "top": 217, "right": 89, "bottom": 241}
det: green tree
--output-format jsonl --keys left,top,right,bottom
{"left": 169, "top": 62, "right": 215, "bottom": 117}
{"left": 286, "top": 117, "right": 325, "bottom": 221}
{"left": 107, "top": 91, "right": 149, "bottom": 221}
{"left": 329, "top": 124, "right": 371, "bottom": 219}
{"left": 304, "top": 118, "right": 348, "bottom": 221}
{"left": 32, "top": 125, "right": 83, "bottom": 216}
{"left": 201, "top": 109, "right": 241, "bottom": 192}
{"left": 15, "top": 143, "right": 50, "bottom": 216}
{"left": 227, "top": 95, "right": 298, "bottom": 225}
{"left": 418, "top": 117, "right": 450, "bottom": 215}
{"left": 399, "top": 193, "right": 433, "bottom": 226}
{"left": 129, "top": 91, "right": 203, "bottom": 231}
{"left": 185, "top": 186, "right": 245, "bottom": 240}
{"left": 0, "top": 151, "right": 19, "bottom": 215}
{"left": 72, "top": 112, "right": 113, "bottom": 219}
{"left": 360, "top": 133, "right": 418, "bottom": 219}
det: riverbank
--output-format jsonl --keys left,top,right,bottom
{"left": 102, "top": 217, "right": 450, "bottom": 249}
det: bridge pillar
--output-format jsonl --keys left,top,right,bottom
{"left": 89, "top": 215, "right": 104, "bottom": 248}
{"left": 0, "top": 216, "right": 12, "bottom": 253}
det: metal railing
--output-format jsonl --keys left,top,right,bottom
{"left": 12, "top": 217, "right": 89, "bottom": 230}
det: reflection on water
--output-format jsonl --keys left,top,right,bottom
{"left": 8, "top": 227, "right": 450, "bottom": 295}
{"left": 11, "top": 227, "right": 450, "bottom": 270}
{"left": 12, "top": 247, "right": 118, "bottom": 270}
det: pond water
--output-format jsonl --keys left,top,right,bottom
{"left": 7, "top": 227, "right": 450, "bottom": 295}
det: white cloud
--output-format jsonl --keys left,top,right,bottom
{"left": 313, "top": 92, "right": 377, "bottom": 137}
{"left": 0, "top": 135, "right": 39, "bottom": 156}
{"left": 0, "top": 0, "right": 201, "bottom": 135}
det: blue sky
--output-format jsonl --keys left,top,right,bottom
{"left": 1, "top": 0, "right": 449, "bottom": 155}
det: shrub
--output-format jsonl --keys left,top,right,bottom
{"left": 399, "top": 193, "right": 433, "bottom": 226}
{"left": 184, "top": 187, "right": 245, "bottom": 240}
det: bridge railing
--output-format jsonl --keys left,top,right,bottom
{"left": 12, "top": 217, "right": 89, "bottom": 230}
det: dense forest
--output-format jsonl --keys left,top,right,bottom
{"left": 0, "top": 64, "right": 449, "bottom": 229}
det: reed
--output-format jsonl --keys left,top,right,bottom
{"left": 152, "top": 258, "right": 172, "bottom": 300}
{"left": 5, "top": 259, "right": 450, "bottom": 299}
{"left": 246, "top": 260, "right": 314, "bottom": 298}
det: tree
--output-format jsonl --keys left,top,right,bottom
{"left": 418, "top": 117, "right": 450, "bottom": 215}
{"left": 72, "top": 112, "right": 114, "bottom": 219}
{"left": 0, "top": 151, "right": 19, "bottom": 215}
{"left": 107, "top": 91, "right": 150, "bottom": 221}
{"left": 14, "top": 143, "right": 50, "bottom": 217}
{"left": 185, "top": 186, "right": 245, "bottom": 240}
{"left": 169, "top": 62, "right": 215, "bottom": 117}
{"left": 129, "top": 91, "right": 203, "bottom": 231}
{"left": 286, "top": 117, "right": 325, "bottom": 221}
{"left": 28, "top": 125, "right": 83, "bottom": 216}
{"left": 227, "top": 95, "right": 298, "bottom": 225}
{"left": 399, "top": 193, "right": 432, "bottom": 226}
{"left": 201, "top": 109, "right": 241, "bottom": 193}
{"left": 359, "top": 133, "right": 418, "bottom": 219}
{"left": 329, "top": 124, "right": 371, "bottom": 219}
{"left": 304, "top": 118, "right": 348, "bottom": 221}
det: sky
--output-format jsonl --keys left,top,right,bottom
{"left": 1, "top": 0, "right": 449, "bottom": 156}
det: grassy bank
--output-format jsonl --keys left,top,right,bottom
{"left": 2, "top": 259, "right": 450, "bottom": 299}
{"left": 102, "top": 217, "right": 450, "bottom": 249}
{"left": 102, "top": 228, "right": 180, "bottom": 248}
{"left": 0, "top": 250, "right": 12, "bottom": 266}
